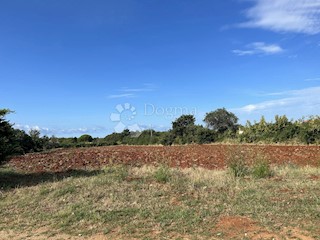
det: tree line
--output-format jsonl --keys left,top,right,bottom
{"left": 1, "top": 108, "right": 319, "bottom": 163}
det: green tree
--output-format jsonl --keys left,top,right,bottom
{"left": 160, "top": 131, "right": 175, "bottom": 146}
{"left": 239, "top": 116, "right": 272, "bottom": 143}
{"left": 204, "top": 108, "right": 239, "bottom": 133}
{"left": 104, "top": 133, "right": 122, "bottom": 145}
{"left": 297, "top": 116, "right": 320, "bottom": 144}
{"left": 0, "top": 109, "right": 15, "bottom": 162}
{"left": 170, "top": 115, "right": 197, "bottom": 144}
{"left": 29, "top": 129, "right": 45, "bottom": 151}
{"left": 195, "top": 126, "right": 215, "bottom": 144}
{"left": 78, "top": 134, "right": 93, "bottom": 143}
{"left": 134, "top": 130, "right": 161, "bottom": 145}
{"left": 12, "top": 129, "right": 35, "bottom": 154}
{"left": 172, "top": 115, "right": 195, "bottom": 137}
{"left": 271, "top": 115, "right": 297, "bottom": 142}
{"left": 58, "top": 137, "right": 77, "bottom": 148}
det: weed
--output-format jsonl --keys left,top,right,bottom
{"left": 251, "top": 157, "right": 273, "bottom": 179}
{"left": 153, "top": 165, "right": 171, "bottom": 183}
{"left": 226, "top": 149, "right": 249, "bottom": 178}
{"left": 103, "top": 165, "right": 128, "bottom": 181}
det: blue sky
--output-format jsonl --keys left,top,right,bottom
{"left": 1, "top": 0, "right": 320, "bottom": 137}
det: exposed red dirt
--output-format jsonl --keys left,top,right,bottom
{"left": 309, "top": 174, "right": 320, "bottom": 181}
{"left": 8, "top": 144, "right": 320, "bottom": 173}
{"left": 214, "top": 216, "right": 277, "bottom": 239}
{"left": 214, "top": 216, "right": 316, "bottom": 240}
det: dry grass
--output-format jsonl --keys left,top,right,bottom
{"left": 0, "top": 164, "right": 319, "bottom": 239}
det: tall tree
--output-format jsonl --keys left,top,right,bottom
{"left": 204, "top": 108, "right": 239, "bottom": 133}
{"left": 0, "top": 109, "right": 14, "bottom": 162}
{"left": 172, "top": 115, "right": 195, "bottom": 137}
{"left": 78, "top": 134, "right": 93, "bottom": 142}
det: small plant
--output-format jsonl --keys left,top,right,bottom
{"left": 153, "top": 165, "right": 171, "bottom": 183}
{"left": 251, "top": 157, "right": 273, "bottom": 179}
{"left": 103, "top": 165, "right": 128, "bottom": 181}
{"left": 226, "top": 148, "right": 249, "bottom": 178}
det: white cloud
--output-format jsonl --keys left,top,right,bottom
{"left": 233, "top": 87, "right": 320, "bottom": 117}
{"left": 232, "top": 49, "right": 256, "bottom": 56}
{"left": 122, "top": 86, "right": 155, "bottom": 93}
{"left": 108, "top": 83, "right": 155, "bottom": 99}
{"left": 233, "top": 42, "right": 284, "bottom": 56}
{"left": 239, "top": 0, "right": 320, "bottom": 34}
{"left": 261, "top": 86, "right": 320, "bottom": 96}
{"left": 15, "top": 124, "right": 46, "bottom": 133}
{"left": 108, "top": 93, "right": 135, "bottom": 99}
{"left": 14, "top": 124, "right": 108, "bottom": 136}
{"left": 305, "top": 77, "right": 320, "bottom": 81}
{"left": 235, "top": 97, "right": 299, "bottom": 113}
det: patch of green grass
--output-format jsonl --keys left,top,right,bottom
{"left": 102, "top": 165, "right": 129, "bottom": 181}
{"left": 227, "top": 153, "right": 249, "bottom": 178}
{"left": 153, "top": 165, "right": 171, "bottom": 183}
{"left": 251, "top": 159, "right": 273, "bottom": 179}
{"left": 39, "top": 186, "right": 51, "bottom": 196}
{"left": 53, "top": 184, "right": 76, "bottom": 198}
{"left": 0, "top": 164, "right": 320, "bottom": 239}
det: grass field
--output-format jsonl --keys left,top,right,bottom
{"left": 1, "top": 162, "right": 319, "bottom": 239}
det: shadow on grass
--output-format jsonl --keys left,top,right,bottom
{"left": 0, "top": 167, "right": 103, "bottom": 190}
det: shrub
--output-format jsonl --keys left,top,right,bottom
{"left": 251, "top": 159, "right": 273, "bottom": 179}
{"left": 153, "top": 165, "right": 171, "bottom": 183}
{"left": 160, "top": 132, "right": 175, "bottom": 146}
{"left": 78, "top": 134, "right": 93, "bottom": 143}
{"left": 195, "top": 127, "right": 215, "bottom": 144}
{"left": 226, "top": 148, "right": 249, "bottom": 178}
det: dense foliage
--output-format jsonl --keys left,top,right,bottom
{"left": 204, "top": 108, "right": 239, "bottom": 133}
{"left": 0, "top": 109, "right": 15, "bottom": 162}
{"left": 1, "top": 108, "right": 319, "bottom": 163}
{"left": 239, "top": 115, "right": 320, "bottom": 144}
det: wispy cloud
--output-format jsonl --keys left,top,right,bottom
{"left": 14, "top": 125, "right": 50, "bottom": 134}
{"left": 258, "top": 87, "right": 320, "bottom": 96}
{"left": 108, "top": 93, "right": 135, "bottom": 99}
{"left": 14, "top": 124, "right": 107, "bottom": 136}
{"left": 233, "top": 86, "right": 320, "bottom": 115}
{"left": 233, "top": 42, "right": 284, "bottom": 56}
{"left": 122, "top": 89, "right": 151, "bottom": 92}
{"left": 235, "top": 98, "right": 299, "bottom": 113}
{"left": 121, "top": 84, "right": 155, "bottom": 93}
{"left": 108, "top": 84, "right": 155, "bottom": 99}
{"left": 239, "top": 0, "right": 320, "bottom": 34}
{"left": 305, "top": 77, "right": 320, "bottom": 81}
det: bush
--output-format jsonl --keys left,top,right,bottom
{"left": 251, "top": 159, "right": 273, "bottom": 179}
{"left": 227, "top": 147, "right": 273, "bottom": 179}
{"left": 226, "top": 148, "right": 249, "bottom": 178}
{"left": 78, "top": 134, "right": 93, "bottom": 143}
{"left": 195, "top": 127, "right": 215, "bottom": 144}
{"left": 154, "top": 165, "right": 171, "bottom": 183}
{"left": 12, "top": 129, "right": 35, "bottom": 154}
{"left": 160, "top": 132, "right": 175, "bottom": 146}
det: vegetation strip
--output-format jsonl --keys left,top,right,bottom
{"left": 0, "top": 164, "right": 319, "bottom": 239}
